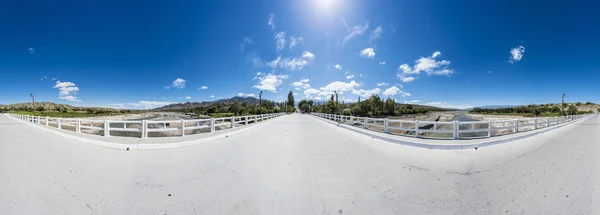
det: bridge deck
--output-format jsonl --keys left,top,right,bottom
{"left": 1, "top": 114, "right": 599, "bottom": 214}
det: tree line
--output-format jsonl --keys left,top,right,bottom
{"left": 469, "top": 103, "right": 595, "bottom": 116}
{"left": 301, "top": 94, "right": 450, "bottom": 117}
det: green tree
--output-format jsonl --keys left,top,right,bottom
{"left": 301, "top": 103, "right": 310, "bottom": 113}
{"left": 384, "top": 98, "right": 395, "bottom": 116}
{"left": 567, "top": 105, "right": 577, "bottom": 115}
{"left": 287, "top": 91, "right": 295, "bottom": 107}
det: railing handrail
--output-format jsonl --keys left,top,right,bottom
{"left": 7, "top": 112, "right": 286, "bottom": 139}
{"left": 310, "top": 112, "right": 594, "bottom": 140}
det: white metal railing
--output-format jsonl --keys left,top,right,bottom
{"left": 311, "top": 112, "right": 595, "bottom": 139}
{"left": 7, "top": 113, "right": 286, "bottom": 138}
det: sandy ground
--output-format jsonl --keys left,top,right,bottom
{"left": 2, "top": 114, "right": 600, "bottom": 214}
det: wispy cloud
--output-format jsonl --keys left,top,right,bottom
{"left": 28, "top": 48, "right": 35, "bottom": 54}
{"left": 240, "top": 37, "right": 253, "bottom": 50}
{"left": 509, "top": 46, "right": 525, "bottom": 63}
{"left": 346, "top": 75, "right": 354, "bottom": 79}
{"left": 289, "top": 36, "right": 304, "bottom": 50}
{"left": 404, "top": 100, "right": 420, "bottom": 104}
{"left": 266, "top": 51, "right": 316, "bottom": 71}
{"left": 342, "top": 22, "right": 369, "bottom": 46}
{"left": 376, "top": 82, "right": 389, "bottom": 86}
{"left": 198, "top": 86, "right": 208, "bottom": 90}
{"left": 379, "top": 61, "right": 386, "bottom": 65}
{"left": 369, "top": 26, "right": 382, "bottom": 42}
{"left": 268, "top": 14, "right": 276, "bottom": 31}
{"left": 275, "top": 31, "right": 286, "bottom": 52}
{"left": 360, "top": 48, "right": 376, "bottom": 59}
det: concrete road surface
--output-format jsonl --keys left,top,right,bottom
{"left": 1, "top": 113, "right": 599, "bottom": 214}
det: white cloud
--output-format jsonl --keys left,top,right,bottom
{"left": 334, "top": 64, "right": 343, "bottom": 70}
{"left": 268, "top": 14, "right": 275, "bottom": 30}
{"left": 425, "top": 102, "right": 473, "bottom": 110}
{"left": 303, "top": 88, "right": 321, "bottom": 97}
{"left": 289, "top": 36, "right": 304, "bottom": 50}
{"left": 382, "top": 86, "right": 410, "bottom": 97}
{"left": 185, "top": 96, "right": 191, "bottom": 100}
{"left": 342, "top": 22, "right": 369, "bottom": 46}
{"left": 488, "top": 70, "right": 492, "bottom": 74}
{"left": 379, "top": 61, "right": 386, "bottom": 65}
{"left": 346, "top": 75, "right": 354, "bottom": 79}
{"left": 28, "top": 48, "right": 35, "bottom": 54}
{"left": 397, "top": 51, "right": 454, "bottom": 77}
{"left": 252, "top": 53, "right": 264, "bottom": 67}
{"left": 397, "top": 64, "right": 413, "bottom": 74}
{"left": 344, "top": 71, "right": 349, "bottom": 75}
{"left": 198, "top": 86, "right": 208, "bottom": 90}
{"left": 53, "top": 81, "right": 81, "bottom": 102}
{"left": 240, "top": 37, "right": 253, "bottom": 50}
{"left": 237, "top": 93, "right": 257, "bottom": 98}
{"left": 293, "top": 93, "right": 299, "bottom": 96}
{"left": 343, "top": 98, "right": 355, "bottom": 103}
{"left": 253, "top": 73, "right": 289, "bottom": 92}
{"left": 509, "top": 46, "right": 525, "bottom": 63}
{"left": 275, "top": 31, "right": 286, "bottom": 52}
{"left": 360, "top": 48, "right": 376, "bottom": 59}
{"left": 267, "top": 51, "right": 316, "bottom": 71}
{"left": 295, "top": 87, "right": 301, "bottom": 91}
{"left": 352, "top": 88, "right": 381, "bottom": 97}
{"left": 404, "top": 100, "right": 420, "bottom": 104}
{"left": 170, "top": 78, "right": 186, "bottom": 89}
{"left": 320, "top": 80, "right": 361, "bottom": 92}
{"left": 314, "top": 97, "right": 323, "bottom": 100}
{"left": 395, "top": 83, "right": 403, "bottom": 88}
{"left": 369, "top": 26, "right": 382, "bottom": 42}
{"left": 210, "top": 95, "right": 215, "bottom": 98}
{"left": 397, "top": 74, "right": 415, "bottom": 83}
{"left": 292, "top": 79, "right": 310, "bottom": 89}
{"left": 376, "top": 82, "right": 389, "bottom": 86}
{"left": 359, "top": 74, "right": 363, "bottom": 77}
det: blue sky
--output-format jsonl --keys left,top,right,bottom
{"left": 1, "top": 0, "right": 599, "bottom": 109}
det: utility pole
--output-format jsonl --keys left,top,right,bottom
{"left": 334, "top": 91, "right": 338, "bottom": 114}
{"left": 30, "top": 93, "right": 35, "bottom": 107}
{"left": 561, "top": 93, "right": 566, "bottom": 116}
{"left": 259, "top": 91, "right": 263, "bottom": 115}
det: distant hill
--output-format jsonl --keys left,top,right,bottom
{"left": 0, "top": 102, "right": 76, "bottom": 111}
{"left": 463, "top": 105, "right": 516, "bottom": 110}
{"left": 0, "top": 102, "right": 120, "bottom": 112}
{"left": 154, "top": 96, "right": 261, "bottom": 111}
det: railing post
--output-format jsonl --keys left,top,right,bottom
{"left": 533, "top": 118, "right": 537, "bottom": 129}
{"left": 384, "top": 119, "right": 389, "bottom": 133}
{"left": 231, "top": 116, "right": 235, "bottom": 128}
{"left": 514, "top": 119, "right": 519, "bottom": 133}
{"left": 415, "top": 120, "right": 420, "bottom": 137}
{"left": 487, "top": 120, "right": 492, "bottom": 137}
{"left": 180, "top": 119, "right": 185, "bottom": 137}
{"left": 76, "top": 119, "right": 81, "bottom": 133}
{"left": 142, "top": 120, "right": 147, "bottom": 138}
{"left": 104, "top": 120, "right": 110, "bottom": 136}
{"left": 58, "top": 118, "right": 62, "bottom": 129}
{"left": 210, "top": 118, "right": 215, "bottom": 132}
{"left": 363, "top": 118, "right": 368, "bottom": 129}
{"left": 245, "top": 116, "right": 248, "bottom": 125}
{"left": 452, "top": 121, "right": 458, "bottom": 140}
{"left": 45, "top": 117, "right": 49, "bottom": 126}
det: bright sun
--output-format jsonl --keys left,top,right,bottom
{"left": 315, "top": 0, "right": 338, "bottom": 11}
